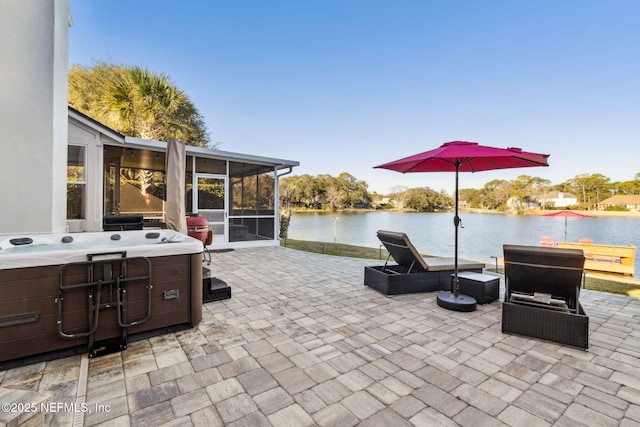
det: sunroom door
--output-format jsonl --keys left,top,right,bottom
{"left": 194, "top": 174, "right": 227, "bottom": 244}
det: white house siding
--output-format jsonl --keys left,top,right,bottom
{"left": 545, "top": 192, "right": 577, "bottom": 208}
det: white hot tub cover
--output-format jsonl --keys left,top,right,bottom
{"left": 0, "top": 230, "right": 203, "bottom": 269}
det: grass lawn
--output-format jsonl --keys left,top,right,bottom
{"left": 280, "top": 238, "right": 640, "bottom": 297}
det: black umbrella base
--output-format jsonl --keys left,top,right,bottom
{"left": 437, "top": 293, "right": 477, "bottom": 312}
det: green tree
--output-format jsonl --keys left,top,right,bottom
{"left": 315, "top": 174, "right": 335, "bottom": 207}
{"left": 389, "top": 185, "right": 409, "bottom": 209}
{"left": 301, "top": 175, "right": 324, "bottom": 208}
{"left": 565, "top": 174, "right": 611, "bottom": 209}
{"left": 279, "top": 179, "right": 296, "bottom": 239}
{"left": 279, "top": 173, "right": 374, "bottom": 210}
{"left": 476, "top": 179, "right": 511, "bottom": 210}
{"left": 613, "top": 179, "right": 640, "bottom": 195}
{"left": 336, "top": 172, "right": 370, "bottom": 207}
{"left": 511, "top": 175, "right": 552, "bottom": 209}
{"left": 459, "top": 188, "right": 482, "bottom": 208}
{"left": 405, "top": 187, "right": 451, "bottom": 212}
{"left": 325, "top": 184, "right": 347, "bottom": 211}
{"left": 69, "top": 62, "right": 211, "bottom": 147}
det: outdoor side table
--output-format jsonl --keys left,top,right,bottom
{"left": 452, "top": 271, "right": 500, "bottom": 304}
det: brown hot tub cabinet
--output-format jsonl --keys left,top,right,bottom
{"left": 0, "top": 230, "right": 203, "bottom": 365}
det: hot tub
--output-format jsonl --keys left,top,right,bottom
{"left": 0, "top": 230, "right": 203, "bottom": 365}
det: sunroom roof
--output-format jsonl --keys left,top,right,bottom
{"left": 69, "top": 106, "right": 299, "bottom": 170}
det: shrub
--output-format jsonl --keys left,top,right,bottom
{"left": 604, "top": 205, "right": 630, "bottom": 211}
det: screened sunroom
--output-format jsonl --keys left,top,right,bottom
{"left": 67, "top": 107, "right": 298, "bottom": 247}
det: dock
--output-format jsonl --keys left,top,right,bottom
{"left": 556, "top": 242, "right": 636, "bottom": 276}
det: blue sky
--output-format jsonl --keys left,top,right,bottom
{"left": 68, "top": 0, "right": 639, "bottom": 195}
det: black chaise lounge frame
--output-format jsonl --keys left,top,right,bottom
{"left": 502, "top": 244, "right": 589, "bottom": 349}
{"left": 363, "top": 230, "right": 485, "bottom": 295}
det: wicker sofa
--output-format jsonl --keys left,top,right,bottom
{"left": 502, "top": 244, "right": 589, "bottom": 349}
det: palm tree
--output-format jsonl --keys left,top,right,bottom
{"left": 102, "top": 66, "right": 201, "bottom": 144}
{"left": 69, "top": 62, "right": 211, "bottom": 147}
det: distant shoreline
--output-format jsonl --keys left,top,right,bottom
{"left": 293, "top": 208, "right": 640, "bottom": 218}
{"left": 487, "top": 209, "right": 640, "bottom": 218}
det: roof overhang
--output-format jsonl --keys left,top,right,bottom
{"left": 68, "top": 107, "right": 125, "bottom": 144}
{"left": 68, "top": 106, "right": 299, "bottom": 171}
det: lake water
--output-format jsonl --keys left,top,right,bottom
{"left": 287, "top": 211, "right": 640, "bottom": 278}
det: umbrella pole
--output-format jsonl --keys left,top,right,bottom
{"left": 436, "top": 161, "right": 476, "bottom": 312}
{"left": 453, "top": 164, "right": 460, "bottom": 298}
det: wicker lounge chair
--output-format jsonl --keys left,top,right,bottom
{"left": 363, "top": 230, "right": 485, "bottom": 295}
{"left": 502, "top": 244, "right": 589, "bottom": 349}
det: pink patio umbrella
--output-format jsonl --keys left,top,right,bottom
{"left": 375, "top": 141, "right": 549, "bottom": 312}
{"left": 541, "top": 210, "right": 594, "bottom": 242}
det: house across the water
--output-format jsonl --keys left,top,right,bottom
{"left": 541, "top": 191, "right": 578, "bottom": 208}
{"left": 599, "top": 195, "right": 640, "bottom": 211}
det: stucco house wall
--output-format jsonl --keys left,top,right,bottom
{"left": 0, "top": 0, "right": 70, "bottom": 234}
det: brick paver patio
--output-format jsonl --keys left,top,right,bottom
{"left": 1, "top": 246, "right": 639, "bottom": 426}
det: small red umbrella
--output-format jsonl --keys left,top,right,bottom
{"left": 541, "top": 210, "right": 594, "bottom": 242}
{"left": 375, "top": 141, "right": 550, "bottom": 311}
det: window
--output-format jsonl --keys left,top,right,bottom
{"left": 67, "top": 145, "right": 86, "bottom": 219}
{"left": 103, "top": 146, "right": 167, "bottom": 218}
{"left": 228, "top": 162, "right": 276, "bottom": 241}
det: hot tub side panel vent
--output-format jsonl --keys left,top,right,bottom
{"left": 57, "top": 252, "right": 152, "bottom": 358}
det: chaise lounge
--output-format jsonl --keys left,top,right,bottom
{"left": 364, "top": 230, "right": 485, "bottom": 295}
{"left": 501, "top": 244, "right": 589, "bottom": 349}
